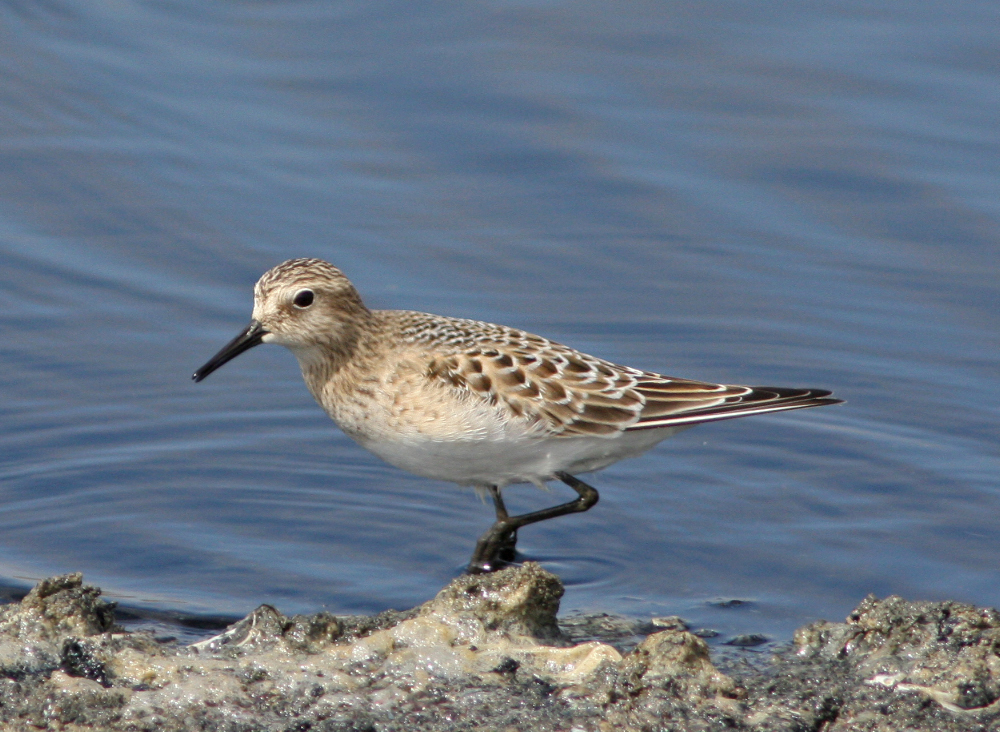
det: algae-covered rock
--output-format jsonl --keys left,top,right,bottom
{"left": 741, "top": 594, "right": 1000, "bottom": 731}
{"left": 3, "top": 572, "right": 1000, "bottom": 731}
{"left": 0, "top": 572, "right": 119, "bottom": 685}
{"left": 424, "top": 561, "right": 563, "bottom": 641}
{"left": 0, "top": 565, "right": 620, "bottom": 730}
{"left": 604, "top": 629, "right": 744, "bottom": 731}
{"left": 0, "top": 574, "right": 129, "bottom": 729}
{"left": 192, "top": 603, "right": 343, "bottom": 655}
{"left": 0, "top": 573, "right": 116, "bottom": 643}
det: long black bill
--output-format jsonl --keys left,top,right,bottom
{"left": 192, "top": 320, "right": 268, "bottom": 382}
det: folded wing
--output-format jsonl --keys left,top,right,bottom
{"left": 415, "top": 315, "right": 842, "bottom": 438}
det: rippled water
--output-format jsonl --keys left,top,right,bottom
{"left": 1, "top": 1, "right": 998, "bottom": 644}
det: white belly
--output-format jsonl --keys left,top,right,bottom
{"left": 350, "top": 425, "right": 692, "bottom": 488}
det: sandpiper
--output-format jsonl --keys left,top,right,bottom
{"left": 194, "top": 258, "right": 842, "bottom": 572}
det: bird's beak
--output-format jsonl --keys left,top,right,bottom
{"left": 192, "top": 320, "right": 268, "bottom": 382}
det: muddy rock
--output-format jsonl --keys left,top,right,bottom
{"left": 740, "top": 594, "right": 1000, "bottom": 731}
{"left": 0, "top": 564, "right": 626, "bottom": 730}
{"left": 192, "top": 603, "right": 344, "bottom": 655}
{"left": 0, "top": 573, "right": 116, "bottom": 643}
{"left": 2, "top": 571, "right": 1000, "bottom": 730}
{"left": 0, "top": 573, "right": 119, "bottom": 685}
{"left": 798, "top": 593, "right": 1000, "bottom": 712}
{"left": 604, "top": 627, "right": 745, "bottom": 731}
{"left": 424, "top": 561, "right": 563, "bottom": 641}
{"left": 743, "top": 593, "right": 1000, "bottom": 730}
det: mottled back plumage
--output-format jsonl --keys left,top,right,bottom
{"left": 389, "top": 310, "right": 834, "bottom": 439}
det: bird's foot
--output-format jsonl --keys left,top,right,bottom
{"left": 466, "top": 523, "right": 519, "bottom": 574}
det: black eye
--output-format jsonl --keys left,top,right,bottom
{"left": 293, "top": 289, "right": 314, "bottom": 308}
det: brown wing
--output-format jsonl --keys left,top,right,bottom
{"left": 426, "top": 342, "right": 644, "bottom": 436}
{"left": 409, "top": 313, "right": 841, "bottom": 437}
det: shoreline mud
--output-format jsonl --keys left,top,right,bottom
{"left": 2, "top": 566, "right": 998, "bottom": 731}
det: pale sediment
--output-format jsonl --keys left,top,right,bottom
{"left": 1, "top": 567, "right": 998, "bottom": 731}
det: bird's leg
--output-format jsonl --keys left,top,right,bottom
{"left": 466, "top": 473, "right": 600, "bottom": 574}
{"left": 490, "top": 485, "right": 510, "bottom": 521}
{"left": 489, "top": 486, "right": 518, "bottom": 563}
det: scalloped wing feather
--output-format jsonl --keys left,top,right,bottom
{"left": 409, "top": 313, "right": 840, "bottom": 438}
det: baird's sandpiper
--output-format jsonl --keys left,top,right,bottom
{"left": 194, "top": 258, "right": 842, "bottom": 572}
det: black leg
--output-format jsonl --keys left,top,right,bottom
{"left": 487, "top": 486, "right": 518, "bottom": 565}
{"left": 466, "top": 472, "right": 600, "bottom": 573}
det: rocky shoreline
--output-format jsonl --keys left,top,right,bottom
{"left": 1, "top": 566, "right": 998, "bottom": 731}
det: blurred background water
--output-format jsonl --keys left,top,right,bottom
{"left": 1, "top": 0, "right": 998, "bottom": 645}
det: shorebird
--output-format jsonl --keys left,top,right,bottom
{"left": 193, "top": 258, "right": 842, "bottom": 572}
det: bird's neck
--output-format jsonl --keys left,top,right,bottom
{"left": 293, "top": 315, "right": 374, "bottom": 400}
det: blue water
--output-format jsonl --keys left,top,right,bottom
{"left": 1, "top": 1, "right": 998, "bottom": 644}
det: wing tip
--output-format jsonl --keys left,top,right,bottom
{"left": 629, "top": 385, "right": 844, "bottom": 431}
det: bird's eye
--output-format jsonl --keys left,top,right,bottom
{"left": 293, "top": 289, "right": 314, "bottom": 308}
